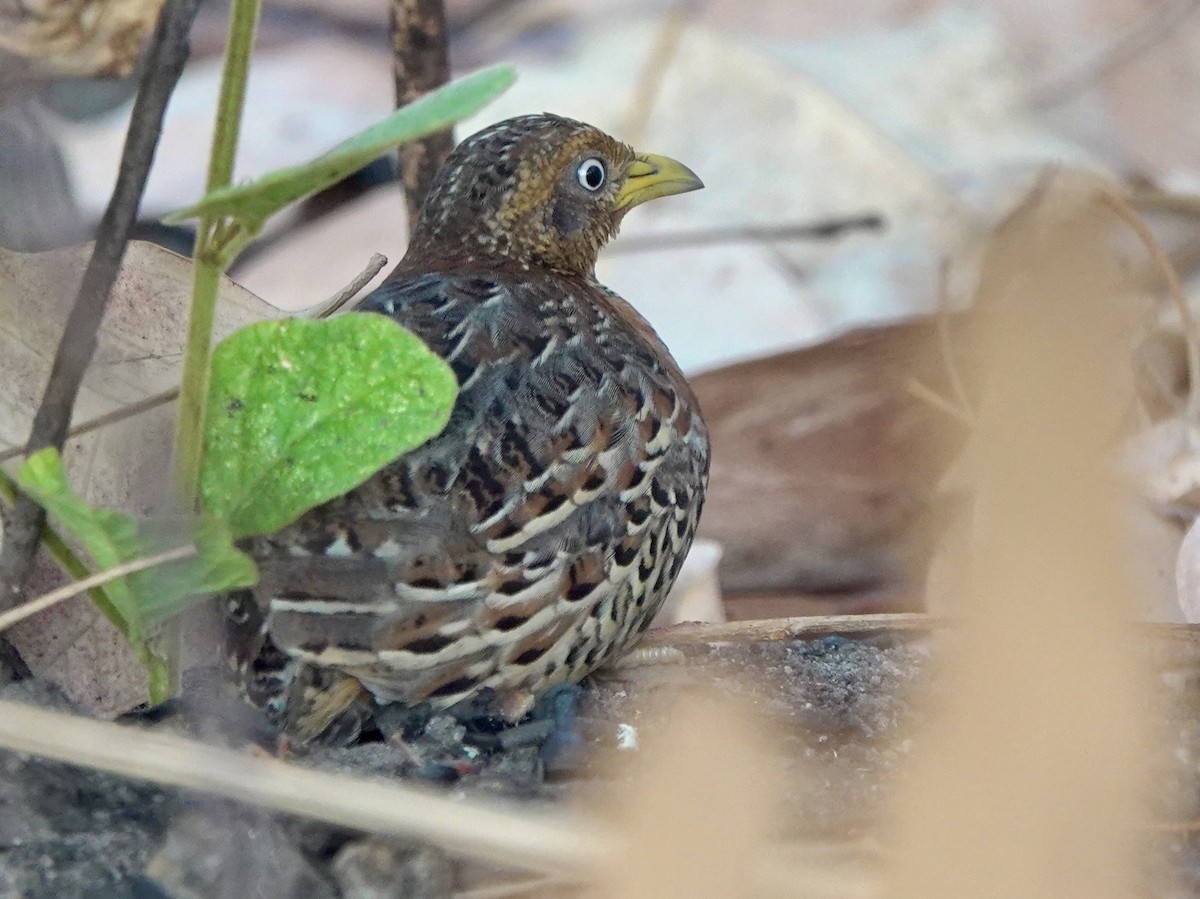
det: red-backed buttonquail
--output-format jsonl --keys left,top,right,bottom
{"left": 228, "top": 113, "right": 710, "bottom": 740}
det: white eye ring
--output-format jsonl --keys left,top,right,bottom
{"left": 576, "top": 158, "right": 606, "bottom": 191}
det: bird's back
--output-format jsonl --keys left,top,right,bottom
{"left": 234, "top": 266, "right": 710, "bottom": 716}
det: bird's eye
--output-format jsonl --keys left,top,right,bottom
{"left": 576, "top": 158, "right": 606, "bottom": 191}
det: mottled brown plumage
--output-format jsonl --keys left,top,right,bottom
{"left": 228, "top": 114, "right": 709, "bottom": 738}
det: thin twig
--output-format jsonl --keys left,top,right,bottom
{"left": 1099, "top": 189, "right": 1200, "bottom": 418}
{"left": 1029, "top": 0, "right": 1200, "bottom": 108}
{"left": 0, "top": 545, "right": 196, "bottom": 634}
{"left": 306, "top": 252, "right": 389, "bottom": 319}
{"left": 0, "top": 699, "right": 608, "bottom": 875}
{"left": 640, "top": 612, "right": 944, "bottom": 647}
{"left": 0, "top": 0, "right": 200, "bottom": 610}
{"left": 390, "top": 0, "right": 454, "bottom": 223}
{"left": 455, "top": 879, "right": 567, "bottom": 899}
{"left": 0, "top": 388, "right": 181, "bottom": 465}
{"left": 623, "top": 4, "right": 691, "bottom": 147}
{"left": 934, "top": 258, "right": 975, "bottom": 424}
{"left": 904, "top": 378, "right": 976, "bottom": 428}
{"left": 607, "top": 215, "right": 885, "bottom": 256}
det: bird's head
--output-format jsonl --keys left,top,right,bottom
{"left": 402, "top": 114, "right": 703, "bottom": 278}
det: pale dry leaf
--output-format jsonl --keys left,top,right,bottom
{"left": 1175, "top": 514, "right": 1200, "bottom": 624}
{"left": 1123, "top": 418, "right": 1200, "bottom": 515}
{"left": 1127, "top": 497, "right": 1186, "bottom": 622}
{"left": 650, "top": 538, "right": 723, "bottom": 628}
{"left": 0, "top": 0, "right": 163, "bottom": 78}
{"left": 0, "top": 240, "right": 278, "bottom": 715}
{"left": 451, "top": 19, "right": 975, "bottom": 371}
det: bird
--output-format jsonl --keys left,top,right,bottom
{"left": 226, "top": 113, "right": 710, "bottom": 742}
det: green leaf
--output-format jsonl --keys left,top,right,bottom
{"left": 134, "top": 516, "right": 257, "bottom": 625}
{"left": 18, "top": 448, "right": 145, "bottom": 639}
{"left": 201, "top": 313, "right": 457, "bottom": 538}
{"left": 164, "top": 64, "right": 515, "bottom": 233}
{"left": 16, "top": 449, "right": 259, "bottom": 638}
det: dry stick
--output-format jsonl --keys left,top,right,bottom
{"left": 1099, "top": 189, "right": 1200, "bottom": 418}
{"left": 0, "top": 388, "right": 181, "bottom": 465}
{"left": 641, "top": 612, "right": 942, "bottom": 647}
{"left": 306, "top": 252, "right": 388, "bottom": 319}
{"left": 390, "top": 0, "right": 455, "bottom": 223}
{"left": 0, "top": 699, "right": 608, "bottom": 876}
{"left": 0, "top": 0, "right": 200, "bottom": 610}
{"left": 647, "top": 611, "right": 1200, "bottom": 652}
{"left": 1029, "top": 0, "right": 1200, "bottom": 107}
{"left": 0, "top": 545, "right": 197, "bottom": 633}
{"left": 934, "top": 258, "right": 975, "bottom": 423}
{"left": 607, "top": 215, "right": 885, "bottom": 255}
{"left": 903, "top": 376, "right": 975, "bottom": 428}
{"left": 623, "top": 3, "right": 691, "bottom": 146}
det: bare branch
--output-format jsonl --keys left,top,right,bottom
{"left": 0, "top": 0, "right": 200, "bottom": 610}
{"left": 390, "top": 0, "right": 454, "bottom": 224}
{"left": 606, "top": 214, "right": 884, "bottom": 256}
{"left": 308, "top": 252, "right": 389, "bottom": 319}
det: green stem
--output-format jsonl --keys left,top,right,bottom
{"left": 167, "top": 0, "right": 260, "bottom": 704}
{"left": 174, "top": 258, "right": 221, "bottom": 503}
{"left": 173, "top": 0, "right": 261, "bottom": 506}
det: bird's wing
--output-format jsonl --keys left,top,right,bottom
{"left": 245, "top": 270, "right": 708, "bottom": 705}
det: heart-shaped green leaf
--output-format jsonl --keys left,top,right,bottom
{"left": 201, "top": 313, "right": 456, "bottom": 538}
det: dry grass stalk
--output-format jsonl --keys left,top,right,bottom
{"left": 642, "top": 612, "right": 939, "bottom": 647}
{"left": 0, "top": 698, "right": 609, "bottom": 877}
{"left": 889, "top": 176, "right": 1154, "bottom": 897}
{"left": 622, "top": 4, "right": 691, "bottom": 147}
{"left": 0, "top": 543, "right": 195, "bottom": 632}
{"left": 1099, "top": 189, "right": 1200, "bottom": 418}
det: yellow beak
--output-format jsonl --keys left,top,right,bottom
{"left": 614, "top": 153, "right": 704, "bottom": 212}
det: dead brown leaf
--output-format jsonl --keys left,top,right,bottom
{"left": 0, "top": 0, "right": 163, "bottom": 79}
{"left": 693, "top": 316, "right": 972, "bottom": 596}
{"left": 0, "top": 240, "right": 277, "bottom": 715}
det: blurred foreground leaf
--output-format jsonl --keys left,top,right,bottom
{"left": 17, "top": 449, "right": 257, "bottom": 699}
